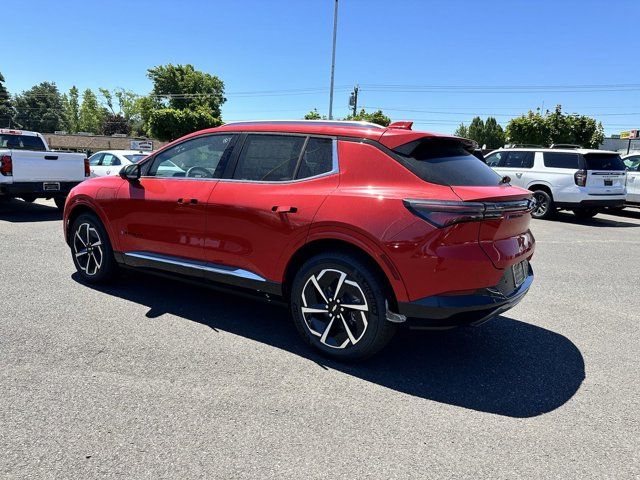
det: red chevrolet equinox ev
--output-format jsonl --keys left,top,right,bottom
{"left": 63, "top": 120, "right": 535, "bottom": 360}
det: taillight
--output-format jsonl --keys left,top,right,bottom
{"left": 0, "top": 155, "right": 12, "bottom": 176}
{"left": 84, "top": 158, "right": 90, "bottom": 177}
{"left": 403, "top": 198, "right": 535, "bottom": 228}
{"left": 574, "top": 169, "right": 587, "bottom": 187}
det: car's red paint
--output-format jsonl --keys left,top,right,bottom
{"left": 64, "top": 121, "right": 535, "bottom": 307}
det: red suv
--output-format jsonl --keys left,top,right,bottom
{"left": 63, "top": 120, "right": 535, "bottom": 360}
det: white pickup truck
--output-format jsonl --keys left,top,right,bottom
{"left": 0, "top": 129, "right": 89, "bottom": 210}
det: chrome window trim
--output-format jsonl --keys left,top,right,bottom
{"left": 139, "top": 134, "right": 339, "bottom": 183}
{"left": 124, "top": 252, "right": 266, "bottom": 282}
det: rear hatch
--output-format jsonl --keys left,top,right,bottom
{"left": 389, "top": 134, "right": 535, "bottom": 269}
{"left": 582, "top": 152, "right": 627, "bottom": 196}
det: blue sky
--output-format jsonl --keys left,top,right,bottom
{"left": 3, "top": 0, "right": 639, "bottom": 135}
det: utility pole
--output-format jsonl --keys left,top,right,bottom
{"left": 349, "top": 85, "right": 359, "bottom": 116}
{"left": 328, "top": 0, "right": 339, "bottom": 120}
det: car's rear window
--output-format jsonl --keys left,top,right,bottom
{"left": 582, "top": 153, "right": 625, "bottom": 171}
{"left": 0, "top": 134, "right": 47, "bottom": 151}
{"left": 124, "top": 154, "right": 148, "bottom": 163}
{"left": 392, "top": 137, "right": 501, "bottom": 186}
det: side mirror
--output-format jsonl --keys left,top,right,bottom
{"left": 120, "top": 163, "right": 141, "bottom": 181}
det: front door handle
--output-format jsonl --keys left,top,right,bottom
{"left": 272, "top": 205, "right": 297, "bottom": 213}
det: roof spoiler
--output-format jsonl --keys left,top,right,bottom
{"left": 387, "top": 121, "right": 413, "bottom": 130}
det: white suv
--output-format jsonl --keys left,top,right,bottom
{"left": 485, "top": 147, "right": 627, "bottom": 219}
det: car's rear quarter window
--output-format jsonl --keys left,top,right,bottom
{"left": 543, "top": 152, "right": 581, "bottom": 169}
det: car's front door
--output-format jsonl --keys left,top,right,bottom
{"left": 115, "top": 133, "right": 236, "bottom": 262}
{"left": 88, "top": 153, "right": 103, "bottom": 178}
{"left": 204, "top": 134, "right": 338, "bottom": 283}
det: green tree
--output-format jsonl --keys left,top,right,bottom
{"left": 467, "top": 117, "right": 485, "bottom": 145}
{"left": 62, "top": 86, "right": 80, "bottom": 133}
{"left": 149, "top": 107, "right": 222, "bottom": 141}
{"left": 102, "top": 114, "right": 131, "bottom": 136}
{"left": 0, "top": 72, "right": 13, "bottom": 127}
{"left": 78, "top": 89, "right": 106, "bottom": 134}
{"left": 454, "top": 123, "right": 469, "bottom": 138}
{"left": 13, "top": 82, "right": 65, "bottom": 132}
{"left": 344, "top": 108, "right": 391, "bottom": 126}
{"left": 506, "top": 105, "right": 603, "bottom": 148}
{"left": 304, "top": 109, "right": 325, "bottom": 120}
{"left": 483, "top": 117, "right": 506, "bottom": 149}
{"left": 145, "top": 64, "right": 226, "bottom": 141}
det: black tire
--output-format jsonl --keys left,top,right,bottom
{"left": 54, "top": 197, "right": 66, "bottom": 211}
{"left": 290, "top": 252, "right": 396, "bottom": 361}
{"left": 573, "top": 208, "right": 598, "bottom": 219}
{"left": 20, "top": 195, "right": 36, "bottom": 203}
{"left": 531, "top": 189, "right": 555, "bottom": 219}
{"left": 70, "top": 213, "right": 118, "bottom": 283}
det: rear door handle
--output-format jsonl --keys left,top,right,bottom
{"left": 177, "top": 198, "right": 198, "bottom": 205}
{"left": 272, "top": 205, "right": 297, "bottom": 213}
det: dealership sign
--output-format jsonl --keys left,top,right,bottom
{"left": 131, "top": 140, "right": 153, "bottom": 151}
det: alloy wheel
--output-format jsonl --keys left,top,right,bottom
{"left": 300, "top": 268, "right": 369, "bottom": 349}
{"left": 532, "top": 192, "right": 549, "bottom": 217}
{"left": 73, "top": 222, "right": 104, "bottom": 276}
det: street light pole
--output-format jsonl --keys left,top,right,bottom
{"left": 328, "top": 0, "right": 339, "bottom": 120}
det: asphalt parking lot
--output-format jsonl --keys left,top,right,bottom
{"left": 1, "top": 198, "right": 638, "bottom": 479}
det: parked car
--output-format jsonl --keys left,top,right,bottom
{"left": 88, "top": 150, "right": 150, "bottom": 177}
{"left": 63, "top": 120, "right": 535, "bottom": 360}
{"left": 0, "top": 128, "right": 89, "bottom": 209}
{"left": 485, "top": 147, "right": 627, "bottom": 219}
{"left": 623, "top": 153, "right": 640, "bottom": 206}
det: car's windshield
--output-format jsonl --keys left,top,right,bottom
{"left": 0, "top": 134, "right": 47, "bottom": 151}
{"left": 582, "top": 153, "right": 626, "bottom": 171}
{"left": 124, "top": 154, "right": 148, "bottom": 163}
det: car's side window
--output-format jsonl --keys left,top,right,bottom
{"left": 89, "top": 153, "right": 103, "bottom": 166}
{"left": 233, "top": 134, "right": 306, "bottom": 181}
{"left": 543, "top": 152, "right": 581, "bottom": 169}
{"left": 101, "top": 154, "right": 119, "bottom": 166}
{"left": 623, "top": 156, "right": 640, "bottom": 170}
{"left": 485, "top": 152, "right": 503, "bottom": 167}
{"left": 147, "top": 134, "right": 234, "bottom": 178}
{"left": 296, "top": 137, "right": 334, "bottom": 179}
{"left": 503, "top": 151, "right": 534, "bottom": 168}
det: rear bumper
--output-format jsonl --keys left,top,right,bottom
{"left": 0, "top": 181, "right": 81, "bottom": 197}
{"left": 555, "top": 198, "right": 625, "bottom": 209}
{"left": 398, "top": 263, "right": 534, "bottom": 328}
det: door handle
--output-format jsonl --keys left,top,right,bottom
{"left": 177, "top": 198, "right": 184, "bottom": 204}
{"left": 272, "top": 205, "right": 297, "bottom": 213}
{"left": 190, "top": 198, "right": 198, "bottom": 204}
{"left": 177, "top": 198, "right": 198, "bottom": 205}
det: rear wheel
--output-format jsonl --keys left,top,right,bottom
{"left": 573, "top": 208, "right": 598, "bottom": 219}
{"left": 290, "top": 252, "right": 396, "bottom": 361}
{"left": 70, "top": 213, "right": 118, "bottom": 283}
{"left": 531, "top": 190, "right": 555, "bottom": 219}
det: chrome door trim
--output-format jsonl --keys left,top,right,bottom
{"left": 123, "top": 251, "right": 266, "bottom": 282}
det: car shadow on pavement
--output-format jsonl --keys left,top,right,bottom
{"left": 73, "top": 271, "right": 585, "bottom": 419}
{"left": 0, "top": 199, "right": 62, "bottom": 222}
{"left": 543, "top": 211, "right": 640, "bottom": 227}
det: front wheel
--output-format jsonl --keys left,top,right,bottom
{"left": 70, "top": 213, "right": 118, "bottom": 283}
{"left": 290, "top": 252, "right": 396, "bottom": 361}
{"left": 573, "top": 208, "right": 598, "bottom": 219}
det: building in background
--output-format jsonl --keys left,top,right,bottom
{"left": 44, "top": 133, "right": 168, "bottom": 156}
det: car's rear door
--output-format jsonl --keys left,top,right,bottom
{"left": 204, "top": 133, "right": 338, "bottom": 283}
{"left": 581, "top": 152, "right": 627, "bottom": 197}
{"left": 115, "top": 133, "right": 236, "bottom": 265}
